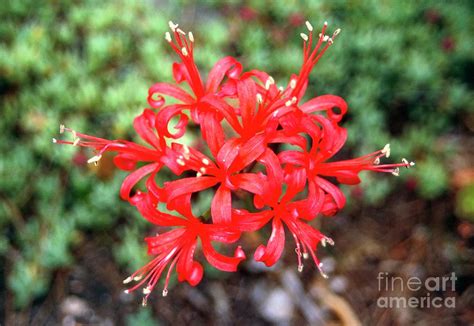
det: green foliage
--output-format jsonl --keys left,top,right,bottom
{"left": 0, "top": 0, "right": 471, "bottom": 311}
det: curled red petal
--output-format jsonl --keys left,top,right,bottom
{"left": 165, "top": 176, "right": 218, "bottom": 203}
{"left": 120, "top": 163, "right": 160, "bottom": 201}
{"left": 254, "top": 217, "right": 285, "bottom": 267}
{"left": 206, "top": 56, "right": 242, "bottom": 93}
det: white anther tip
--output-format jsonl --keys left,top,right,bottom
{"left": 165, "top": 32, "right": 172, "bottom": 42}
{"left": 300, "top": 33, "right": 309, "bottom": 41}
{"left": 181, "top": 47, "right": 188, "bottom": 56}
{"left": 162, "top": 289, "right": 168, "bottom": 297}
{"left": 324, "top": 21, "right": 328, "bottom": 26}
{"left": 123, "top": 277, "right": 132, "bottom": 284}
{"left": 87, "top": 155, "right": 102, "bottom": 164}
{"left": 59, "top": 124, "right": 65, "bottom": 134}
{"left": 392, "top": 168, "right": 400, "bottom": 176}
{"left": 382, "top": 144, "right": 391, "bottom": 158}
{"left": 143, "top": 287, "right": 151, "bottom": 295}
{"left": 52, "top": 138, "right": 57, "bottom": 143}
{"left": 188, "top": 32, "right": 194, "bottom": 42}
{"left": 305, "top": 21, "right": 313, "bottom": 31}
{"left": 298, "top": 265, "right": 304, "bottom": 272}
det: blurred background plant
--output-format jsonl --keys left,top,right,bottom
{"left": 0, "top": 0, "right": 472, "bottom": 324}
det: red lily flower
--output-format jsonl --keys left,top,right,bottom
{"left": 55, "top": 20, "right": 415, "bottom": 305}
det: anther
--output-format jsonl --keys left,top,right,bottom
{"left": 323, "top": 35, "right": 330, "bottom": 42}
{"left": 196, "top": 172, "right": 202, "bottom": 177}
{"left": 305, "top": 21, "right": 313, "bottom": 32}
{"left": 87, "top": 155, "right": 102, "bottom": 164}
{"left": 290, "top": 79, "right": 296, "bottom": 89}
{"left": 298, "top": 264, "right": 304, "bottom": 272}
{"left": 285, "top": 100, "right": 292, "bottom": 107}
{"left": 402, "top": 158, "right": 409, "bottom": 167}
{"left": 165, "top": 32, "right": 172, "bottom": 42}
{"left": 123, "top": 277, "right": 132, "bottom": 284}
{"left": 199, "top": 167, "right": 206, "bottom": 174}
{"left": 162, "top": 289, "right": 168, "bottom": 297}
{"left": 300, "top": 33, "right": 308, "bottom": 41}
{"left": 142, "top": 298, "right": 147, "bottom": 307}
{"left": 324, "top": 21, "right": 328, "bottom": 26}
{"left": 319, "top": 263, "right": 329, "bottom": 279}
{"left": 392, "top": 168, "right": 400, "bottom": 176}
{"left": 73, "top": 138, "right": 80, "bottom": 146}
{"left": 181, "top": 47, "right": 188, "bottom": 56}
{"left": 59, "top": 124, "right": 65, "bottom": 134}
{"left": 373, "top": 157, "right": 380, "bottom": 165}
{"left": 256, "top": 93, "right": 263, "bottom": 104}
{"left": 52, "top": 138, "right": 57, "bottom": 143}
{"left": 177, "top": 28, "right": 186, "bottom": 35}
{"left": 133, "top": 275, "right": 143, "bottom": 281}
{"left": 176, "top": 158, "right": 185, "bottom": 166}
{"left": 202, "top": 158, "right": 210, "bottom": 165}
{"left": 302, "top": 252, "right": 309, "bottom": 259}
{"left": 143, "top": 286, "right": 151, "bottom": 295}
{"left": 188, "top": 32, "right": 194, "bottom": 42}
{"left": 168, "top": 21, "right": 178, "bottom": 31}
{"left": 382, "top": 144, "right": 391, "bottom": 158}
{"left": 124, "top": 289, "right": 129, "bottom": 294}
{"left": 291, "top": 96, "right": 297, "bottom": 104}
{"left": 278, "top": 86, "right": 284, "bottom": 92}
{"left": 333, "top": 28, "right": 341, "bottom": 37}
{"left": 410, "top": 161, "right": 415, "bottom": 167}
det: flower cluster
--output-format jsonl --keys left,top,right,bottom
{"left": 54, "top": 20, "right": 414, "bottom": 305}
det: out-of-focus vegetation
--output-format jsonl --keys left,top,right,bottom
{"left": 0, "top": 0, "right": 473, "bottom": 323}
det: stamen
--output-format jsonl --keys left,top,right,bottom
{"left": 298, "top": 264, "right": 304, "bottom": 272}
{"left": 124, "top": 289, "right": 129, "bottom": 294}
{"left": 199, "top": 167, "right": 206, "bottom": 174}
{"left": 183, "top": 144, "right": 190, "bottom": 154}
{"left": 123, "top": 276, "right": 132, "bottom": 284}
{"left": 318, "top": 262, "right": 329, "bottom": 279}
{"left": 278, "top": 86, "right": 284, "bottom": 92}
{"left": 402, "top": 158, "right": 408, "bottom": 167}
{"left": 168, "top": 21, "right": 178, "bottom": 31}
{"left": 256, "top": 93, "right": 263, "bottom": 104}
{"left": 181, "top": 47, "right": 188, "bottom": 56}
{"left": 59, "top": 124, "right": 65, "bottom": 134}
{"left": 333, "top": 28, "right": 341, "bottom": 37}
{"left": 165, "top": 32, "right": 172, "bottom": 42}
{"left": 133, "top": 275, "right": 143, "bottom": 281}
{"left": 410, "top": 161, "right": 415, "bottom": 167}
{"left": 305, "top": 21, "right": 313, "bottom": 32}
{"left": 265, "top": 77, "right": 274, "bottom": 90}
{"left": 302, "top": 252, "right": 309, "bottom": 259}
{"left": 202, "top": 158, "right": 210, "bottom": 165}
{"left": 381, "top": 144, "right": 391, "bottom": 158}
{"left": 324, "top": 21, "right": 328, "bottom": 26}
{"left": 391, "top": 168, "right": 400, "bottom": 176}
{"left": 176, "top": 158, "right": 185, "bottom": 166}
{"left": 196, "top": 172, "right": 202, "bottom": 177}
{"left": 52, "top": 138, "right": 57, "bottom": 143}
{"left": 291, "top": 96, "right": 297, "bottom": 104}
{"left": 142, "top": 297, "right": 147, "bottom": 307}
{"left": 188, "top": 32, "right": 194, "bottom": 42}
{"left": 323, "top": 35, "right": 329, "bottom": 42}
{"left": 177, "top": 28, "right": 186, "bottom": 35}
{"left": 321, "top": 236, "right": 334, "bottom": 247}
{"left": 290, "top": 79, "right": 296, "bottom": 89}
{"left": 162, "top": 289, "right": 168, "bottom": 297}
{"left": 285, "top": 100, "right": 292, "bottom": 107}
{"left": 87, "top": 155, "right": 102, "bottom": 164}
{"left": 373, "top": 157, "right": 380, "bottom": 165}
{"left": 143, "top": 286, "right": 151, "bottom": 295}
{"left": 73, "top": 138, "right": 80, "bottom": 146}
{"left": 300, "top": 33, "right": 309, "bottom": 41}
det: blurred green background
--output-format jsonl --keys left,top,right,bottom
{"left": 1, "top": 0, "right": 473, "bottom": 324}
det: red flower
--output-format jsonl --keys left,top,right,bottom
{"left": 55, "top": 20, "right": 414, "bottom": 304}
